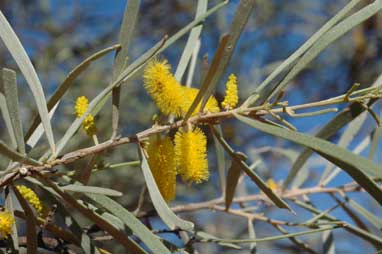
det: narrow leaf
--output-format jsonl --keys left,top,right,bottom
{"left": 61, "top": 184, "right": 122, "bottom": 197}
{"left": 87, "top": 193, "right": 172, "bottom": 254}
{"left": 24, "top": 44, "right": 120, "bottom": 142}
{"left": 235, "top": 113, "right": 382, "bottom": 204}
{"left": 139, "top": 145, "right": 194, "bottom": 230}
{"left": 210, "top": 125, "right": 292, "bottom": 211}
{"left": 4, "top": 187, "right": 19, "bottom": 251}
{"left": 213, "top": 125, "right": 226, "bottom": 193}
{"left": 12, "top": 184, "right": 37, "bottom": 254}
{"left": 2, "top": 68, "right": 25, "bottom": 154}
{"left": 266, "top": 0, "right": 382, "bottom": 101}
{"left": 111, "top": 0, "right": 141, "bottom": 138}
{"left": 175, "top": 0, "right": 207, "bottom": 81}
{"left": 0, "top": 74, "right": 17, "bottom": 148}
{"left": 225, "top": 154, "right": 244, "bottom": 210}
{"left": 0, "top": 11, "right": 55, "bottom": 153}
{"left": 243, "top": 0, "right": 362, "bottom": 106}
{"left": 34, "top": 173, "right": 146, "bottom": 253}
{"left": 0, "top": 139, "right": 40, "bottom": 166}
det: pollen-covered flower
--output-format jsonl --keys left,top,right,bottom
{"left": 146, "top": 135, "right": 177, "bottom": 202}
{"left": 75, "top": 96, "right": 88, "bottom": 117}
{"left": 0, "top": 211, "right": 15, "bottom": 238}
{"left": 143, "top": 59, "right": 185, "bottom": 116}
{"left": 75, "top": 96, "right": 97, "bottom": 136}
{"left": 175, "top": 127, "right": 209, "bottom": 183}
{"left": 222, "top": 74, "right": 238, "bottom": 110}
{"left": 16, "top": 185, "right": 43, "bottom": 215}
{"left": 181, "top": 87, "right": 220, "bottom": 116}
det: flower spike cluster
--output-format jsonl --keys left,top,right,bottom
{"left": 0, "top": 211, "right": 15, "bottom": 239}
{"left": 16, "top": 185, "right": 44, "bottom": 215}
{"left": 146, "top": 135, "right": 177, "bottom": 202}
{"left": 75, "top": 96, "right": 97, "bottom": 136}
{"left": 175, "top": 127, "right": 209, "bottom": 183}
{"left": 143, "top": 59, "right": 219, "bottom": 117}
{"left": 222, "top": 74, "right": 239, "bottom": 110}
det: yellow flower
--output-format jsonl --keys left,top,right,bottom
{"left": 175, "top": 127, "right": 209, "bottom": 183}
{"left": 181, "top": 87, "right": 220, "bottom": 116}
{"left": 222, "top": 74, "right": 238, "bottom": 109}
{"left": 143, "top": 59, "right": 221, "bottom": 117}
{"left": 75, "top": 96, "right": 97, "bottom": 136}
{"left": 0, "top": 211, "right": 15, "bottom": 238}
{"left": 146, "top": 135, "right": 177, "bottom": 202}
{"left": 143, "top": 59, "right": 185, "bottom": 117}
{"left": 267, "top": 178, "right": 279, "bottom": 192}
{"left": 16, "top": 185, "right": 43, "bottom": 215}
{"left": 75, "top": 96, "right": 88, "bottom": 117}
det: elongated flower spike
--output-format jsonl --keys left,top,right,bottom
{"left": 146, "top": 135, "right": 177, "bottom": 202}
{"left": 143, "top": 59, "right": 185, "bottom": 117}
{"left": 75, "top": 96, "right": 97, "bottom": 136}
{"left": 175, "top": 127, "right": 209, "bottom": 183}
{"left": 222, "top": 74, "right": 239, "bottom": 110}
{"left": 143, "top": 59, "right": 220, "bottom": 117}
{"left": 0, "top": 211, "right": 15, "bottom": 239}
{"left": 16, "top": 185, "right": 44, "bottom": 215}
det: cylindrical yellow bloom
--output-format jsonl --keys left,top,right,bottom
{"left": 75, "top": 96, "right": 89, "bottom": 117}
{"left": 174, "top": 127, "right": 209, "bottom": 183}
{"left": 0, "top": 211, "right": 15, "bottom": 238}
{"left": 143, "top": 59, "right": 185, "bottom": 117}
{"left": 146, "top": 135, "right": 177, "bottom": 202}
{"left": 222, "top": 74, "right": 238, "bottom": 110}
{"left": 16, "top": 185, "right": 43, "bottom": 215}
{"left": 75, "top": 96, "right": 97, "bottom": 136}
{"left": 143, "top": 59, "right": 221, "bottom": 117}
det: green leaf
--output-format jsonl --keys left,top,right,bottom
{"left": 138, "top": 145, "right": 194, "bottom": 230}
{"left": 243, "top": 0, "right": 362, "bottom": 106}
{"left": 265, "top": 0, "right": 382, "bottom": 102}
{"left": 111, "top": 0, "right": 141, "bottom": 138}
{"left": 0, "top": 139, "right": 40, "bottom": 166}
{"left": 213, "top": 125, "right": 226, "bottom": 193}
{"left": 34, "top": 174, "right": 146, "bottom": 253}
{"left": 175, "top": 0, "right": 207, "bottom": 81}
{"left": 292, "top": 198, "right": 382, "bottom": 246}
{"left": 342, "top": 195, "right": 382, "bottom": 229}
{"left": 210, "top": 125, "right": 292, "bottom": 211}
{"left": 225, "top": 153, "right": 245, "bottom": 210}
{"left": 87, "top": 193, "right": 172, "bottom": 254}
{"left": 320, "top": 111, "right": 367, "bottom": 185}
{"left": 184, "top": 0, "right": 255, "bottom": 120}
{"left": 61, "top": 184, "right": 122, "bottom": 197}
{"left": 0, "top": 73, "right": 17, "bottom": 149}
{"left": 24, "top": 44, "right": 120, "bottom": 143}
{"left": 283, "top": 99, "right": 377, "bottom": 189}
{"left": 235, "top": 113, "right": 382, "bottom": 205}
{"left": 0, "top": 11, "right": 55, "bottom": 153}
{"left": 248, "top": 219, "right": 257, "bottom": 253}
{"left": 2, "top": 68, "right": 25, "bottom": 154}
{"left": 13, "top": 184, "right": 37, "bottom": 254}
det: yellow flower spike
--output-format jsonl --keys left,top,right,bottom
{"left": 16, "top": 185, "right": 43, "bottom": 215}
{"left": 175, "top": 127, "right": 209, "bottom": 183}
{"left": 143, "top": 59, "right": 185, "bottom": 117}
{"left": 75, "top": 96, "right": 89, "bottom": 117}
{"left": 222, "top": 74, "right": 239, "bottom": 110}
{"left": 0, "top": 211, "right": 15, "bottom": 239}
{"left": 146, "top": 135, "right": 177, "bottom": 202}
{"left": 181, "top": 87, "right": 220, "bottom": 116}
{"left": 75, "top": 96, "right": 97, "bottom": 137}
